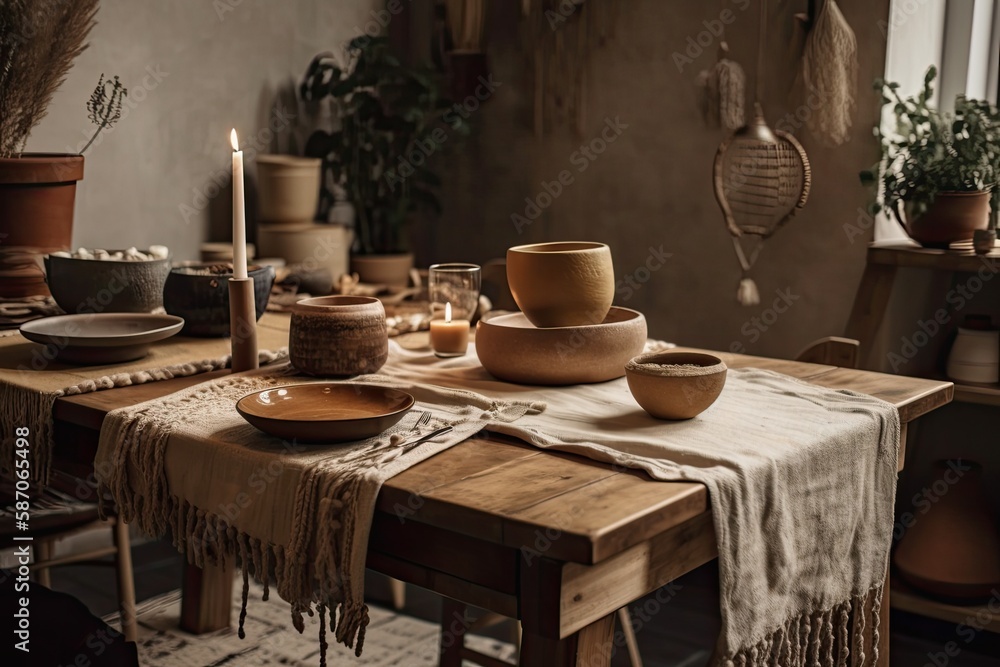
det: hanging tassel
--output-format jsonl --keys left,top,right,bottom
{"left": 737, "top": 278, "right": 760, "bottom": 306}
{"left": 799, "top": 0, "right": 857, "bottom": 145}
{"left": 698, "top": 42, "right": 746, "bottom": 130}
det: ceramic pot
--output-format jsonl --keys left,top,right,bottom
{"left": 506, "top": 241, "right": 614, "bottom": 328}
{"left": 200, "top": 242, "right": 256, "bottom": 263}
{"left": 894, "top": 460, "right": 1000, "bottom": 601}
{"left": 256, "top": 155, "right": 322, "bottom": 223}
{"left": 908, "top": 191, "right": 991, "bottom": 248}
{"left": 625, "top": 351, "right": 728, "bottom": 420}
{"left": 947, "top": 316, "right": 999, "bottom": 384}
{"left": 44, "top": 251, "right": 171, "bottom": 314}
{"left": 163, "top": 264, "right": 275, "bottom": 337}
{"left": 257, "top": 223, "right": 351, "bottom": 293}
{"left": 973, "top": 229, "right": 997, "bottom": 255}
{"left": 289, "top": 296, "right": 388, "bottom": 376}
{"left": 475, "top": 307, "right": 646, "bottom": 385}
{"left": 0, "top": 154, "right": 84, "bottom": 298}
{"left": 350, "top": 253, "right": 414, "bottom": 287}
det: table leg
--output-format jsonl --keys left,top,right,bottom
{"left": 180, "top": 561, "right": 233, "bottom": 633}
{"left": 520, "top": 614, "right": 615, "bottom": 667}
{"left": 439, "top": 597, "right": 468, "bottom": 667}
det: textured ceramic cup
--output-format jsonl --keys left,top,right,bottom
{"left": 625, "top": 351, "right": 728, "bottom": 420}
{"left": 506, "top": 241, "right": 614, "bottom": 328}
{"left": 289, "top": 296, "right": 388, "bottom": 376}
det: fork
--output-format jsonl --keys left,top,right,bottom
{"left": 395, "top": 425, "right": 453, "bottom": 449}
{"left": 411, "top": 410, "right": 432, "bottom": 431}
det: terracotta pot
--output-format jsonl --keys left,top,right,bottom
{"left": 625, "top": 352, "right": 728, "bottom": 420}
{"left": 506, "top": 241, "right": 614, "bottom": 328}
{"left": 163, "top": 264, "right": 275, "bottom": 337}
{"left": 907, "top": 191, "right": 991, "bottom": 248}
{"left": 257, "top": 223, "right": 352, "bottom": 294}
{"left": 289, "top": 295, "right": 388, "bottom": 376}
{"left": 0, "top": 153, "right": 84, "bottom": 298}
{"left": 894, "top": 460, "right": 1000, "bottom": 601}
{"left": 255, "top": 155, "right": 321, "bottom": 223}
{"left": 350, "top": 253, "right": 414, "bottom": 287}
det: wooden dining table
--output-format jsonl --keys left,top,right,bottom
{"left": 49, "top": 332, "right": 953, "bottom": 667}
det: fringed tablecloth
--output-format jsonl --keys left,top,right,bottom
{"left": 95, "top": 339, "right": 899, "bottom": 667}
{"left": 0, "top": 313, "right": 291, "bottom": 483}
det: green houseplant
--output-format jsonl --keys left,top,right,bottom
{"left": 860, "top": 66, "right": 1000, "bottom": 248}
{"left": 0, "top": 0, "right": 99, "bottom": 297}
{"left": 300, "top": 36, "right": 467, "bottom": 285}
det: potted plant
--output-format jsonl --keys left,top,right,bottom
{"left": 0, "top": 0, "right": 101, "bottom": 298}
{"left": 860, "top": 66, "right": 1000, "bottom": 248}
{"left": 299, "top": 37, "right": 467, "bottom": 286}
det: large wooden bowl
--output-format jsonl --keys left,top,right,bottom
{"left": 506, "top": 241, "right": 614, "bottom": 328}
{"left": 475, "top": 307, "right": 646, "bottom": 385}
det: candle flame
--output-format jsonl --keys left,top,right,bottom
{"left": 230, "top": 128, "right": 239, "bottom": 151}
{"left": 445, "top": 302, "right": 452, "bottom": 322}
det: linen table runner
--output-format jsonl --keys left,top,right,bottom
{"left": 94, "top": 362, "right": 545, "bottom": 660}
{"left": 0, "top": 313, "right": 291, "bottom": 483}
{"left": 97, "top": 340, "right": 898, "bottom": 667}
{"left": 385, "top": 344, "right": 901, "bottom": 667}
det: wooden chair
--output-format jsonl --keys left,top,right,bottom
{"left": 0, "top": 472, "right": 137, "bottom": 642}
{"left": 795, "top": 336, "right": 861, "bottom": 369}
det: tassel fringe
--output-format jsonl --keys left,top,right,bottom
{"left": 720, "top": 585, "right": 883, "bottom": 667}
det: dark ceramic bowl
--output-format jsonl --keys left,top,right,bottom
{"left": 44, "top": 251, "right": 172, "bottom": 314}
{"left": 163, "top": 264, "right": 275, "bottom": 337}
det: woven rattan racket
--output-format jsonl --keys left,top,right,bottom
{"left": 713, "top": 0, "right": 811, "bottom": 306}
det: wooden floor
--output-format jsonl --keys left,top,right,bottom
{"left": 50, "top": 539, "right": 1000, "bottom": 666}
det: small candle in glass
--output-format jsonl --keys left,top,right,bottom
{"left": 430, "top": 302, "right": 470, "bottom": 357}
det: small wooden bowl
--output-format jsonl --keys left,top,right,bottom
{"left": 625, "top": 351, "right": 727, "bottom": 420}
{"left": 289, "top": 296, "right": 388, "bottom": 376}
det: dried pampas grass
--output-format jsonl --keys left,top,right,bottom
{"left": 0, "top": 0, "right": 99, "bottom": 157}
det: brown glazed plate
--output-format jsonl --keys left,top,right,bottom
{"left": 236, "top": 383, "right": 415, "bottom": 444}
{"left": 19, "top": 313, "right": 184, "bottom": 364}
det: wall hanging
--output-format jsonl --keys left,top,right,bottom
{"left": 713, "top": 0, "right": 811, "bottom": 306}
{"left": 797, "top": 0, "right": 857, "bottom": 145}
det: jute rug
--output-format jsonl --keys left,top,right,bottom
{"left": 105, "top": 580, "right": 515, "bottom": 666}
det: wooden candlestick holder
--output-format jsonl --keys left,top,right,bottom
{"left": 228, "top": 277, "right": 258, "bottom": 373}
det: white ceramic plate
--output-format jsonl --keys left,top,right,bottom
{"left": 19, "top": 313, "right": 185, "bottom": 365}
